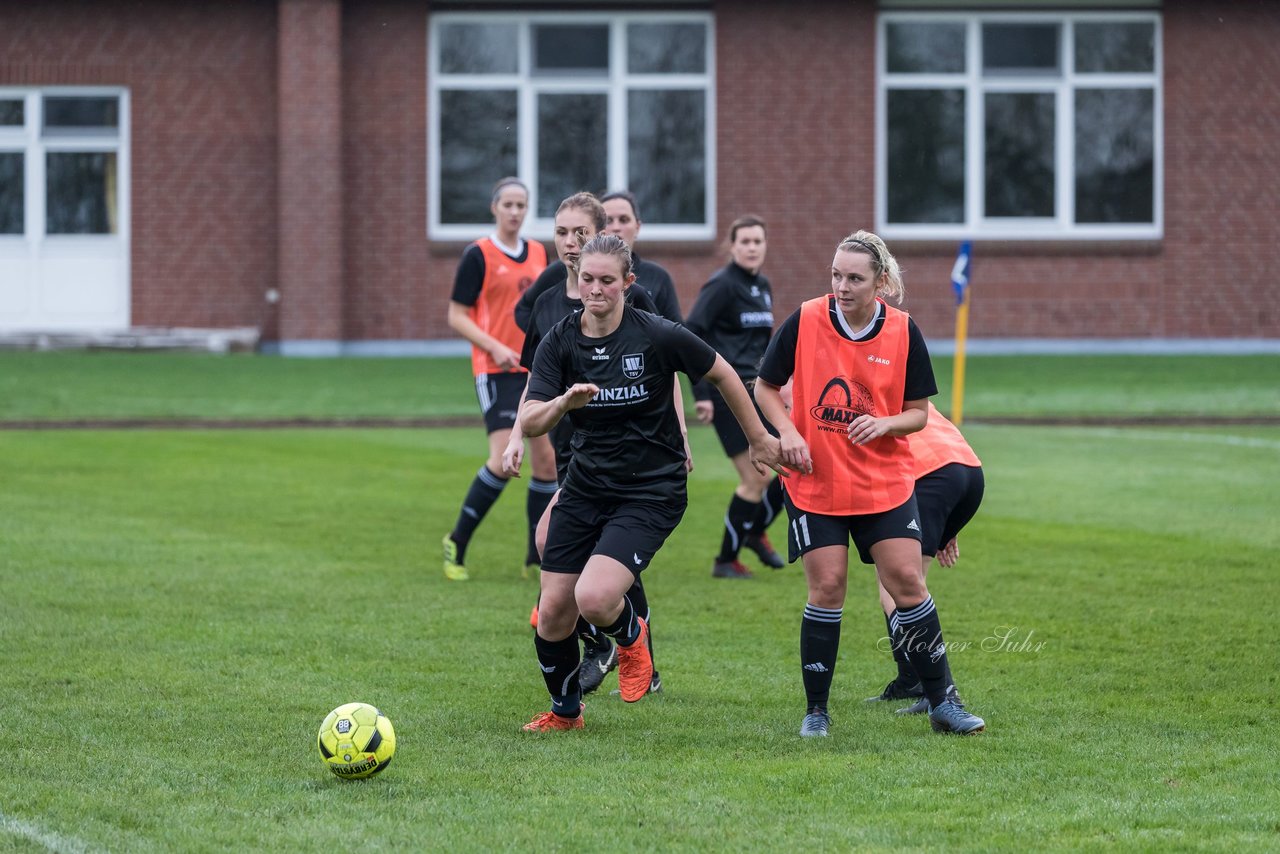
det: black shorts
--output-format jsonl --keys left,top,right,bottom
{"left": 705, "top": 383, "right": 779, "bottom": 459}
{"left": 541, "top": 487, "right": 687, "bottom": 576}
{"left": 783, "top": 491, "right": 922, "bottom": 565}
{"left": 915, "top": 463, "right": 985, "bottom": 556}
{"left": 474, "top": 372, "right": 525, "bottom": 434}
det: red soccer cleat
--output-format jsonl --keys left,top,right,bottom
{"left": 615, "top": 618, "right": 654, "bottom": 703}
{"left": 521, "top": 709, "right": 584, "bottom": 732}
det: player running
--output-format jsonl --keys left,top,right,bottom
{"left": 503, "top": 192, "right": 666, "bottom": 698}
{"left": 519, "top": 233, "right": 790, "bottom": 732}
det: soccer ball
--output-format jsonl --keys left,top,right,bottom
{"left": 317, "top": 702, "right": 396, "bottom": 779}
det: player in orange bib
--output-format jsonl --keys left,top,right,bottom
{"left": 755, "top": 230, "right": 985, "bottom": 737}
{"left": 443, "top": 177, "right": 555, "bottom": 581}
{"left": 867, "top": 402, "right": 985, "bottom": 713}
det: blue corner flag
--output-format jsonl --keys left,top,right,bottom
{"left": 951, "top": 240, "right": 972, "bottom": 306}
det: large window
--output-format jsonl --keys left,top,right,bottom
{"left": 0, "top": 91, "right": 125, "bottom": 238}
{"left": 429, "top": 13, "right": 715, "bottom": 240}
{"left": 877, "top": 13, "right": 1161, "bottom": 240}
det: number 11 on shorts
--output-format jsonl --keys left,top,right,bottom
{"left": 791, "top": 514, "right": 811, "bottom": 549}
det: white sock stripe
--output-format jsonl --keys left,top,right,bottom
{"left": 559, "top": 670, "right": 576, "bottom": 696}
{"left": 896, "top": 597, "right": 936, "bottom": 624}
{"left": 477, "top": 466, "right": 507, "bottom": 490}
{"left": 722, "top": 513, "right": 740, "bottom": 552}
{"left": 804, "top": 605, "right": 843, "bottom": 623}
{"left": 528, "top": 478, "right": 559, "bottom": 494}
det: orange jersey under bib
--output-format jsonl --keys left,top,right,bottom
{"left": 909, "top": 402, "right": 982, "bottom": 479}
{"left": 786, "top": 296, "right": 915, "bottom": 516}
{"left": 469, "top": 237, "right": 547, "bottom": 376}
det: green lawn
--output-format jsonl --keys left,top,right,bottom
{"left": 3, "top": 356, "right": 1279, "bottom": 850}
{"left": 2, "top": 352, "right": 1278, "bottom": 421}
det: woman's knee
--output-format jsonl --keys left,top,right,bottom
{"left": 802, "top": 554, "right": 849, "bottom": 608}
{"left": 878, "top": 564, "right": 928, "bottom": 607}
{"left": 536, "top": 580, "right": 579, "bottom": 638}
{"left": 574, "top": 585, "right": 616, "bottom": 624}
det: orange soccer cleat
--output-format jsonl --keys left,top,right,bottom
{"left": 521, "top": 709, "right": 584, "bottom": 732}
{"left": 615, "top": 618, "right": 653, "bottom": 703}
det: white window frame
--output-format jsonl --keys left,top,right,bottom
{"left": 427, "top": 11, "right": 716, "bottom": 242}
{"left": 0, "top": 86, "right": 131, "bottom": 244}
{"left": 876, "top": 11, "right": 1162, "bottom": 241}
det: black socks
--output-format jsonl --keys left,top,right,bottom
{"left": 449, "top": 465, "right": 507, "bottom": 564}
{"left": 801, "top": 604, "right": 842, "bottom": 710}
{"left": 534, "top": 633, "right": 581, "bottom": 718}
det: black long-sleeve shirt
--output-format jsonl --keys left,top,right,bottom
{"left": 684, "top": 262, "right": 775, "bottom": 400}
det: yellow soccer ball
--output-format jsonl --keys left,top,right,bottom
{"left": 317, "top": 702, "right": 396, "bottom": 779}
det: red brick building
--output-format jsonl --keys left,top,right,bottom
{"left": 1, "top": 1, "right": 1276, "bottom": 352}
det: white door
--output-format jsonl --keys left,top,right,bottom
{"left": 0, "top": 89, "right": 129, "bottom": 332}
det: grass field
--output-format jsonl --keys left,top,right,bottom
{"left": 2, "top": 354, "right": 1279, "bottom": 851}
{"left": 2, "top": 352, "right": 1279, "bottom": 421}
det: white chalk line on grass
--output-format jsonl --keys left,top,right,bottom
{"left": 1051, "top": 426, "right": 1280, "bottom": 451}
{"left": 0, "top": 811, "right": 99, "bottom": 854}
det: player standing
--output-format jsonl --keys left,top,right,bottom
{"left": 868, "top": 401, "right": 984, "bottom": 713}
{"left": 754, "top": 230, "right": 985, "bottom": 737}
{"left": 685, "top": 215, "right": 786, "bottom": 578}
{"left": 442, "top": 177, "right": 555, "bottom": 581}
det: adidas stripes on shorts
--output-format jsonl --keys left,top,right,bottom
{"left": 782, "top": 492, "right": 922, "bottom": 565}
{"left": 474, "top": 372, "right": 525, "bottom": 434}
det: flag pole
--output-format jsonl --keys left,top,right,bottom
{"left": 950, "top": 242, "right": 972, "bottom": 426}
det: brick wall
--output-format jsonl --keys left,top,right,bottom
{"left": 0, "top": 0, "right": 279, "bottom": 331}
{"left": 278, "top": 0, "right": 343, "bottom": 341}
{"left": 340, "top": 0, "right": 431, "bottom": 341}
{"left": 689, "top": 0, "right": 1280, "bottom": 343}
{"left": 2, "top": 1, "right": 1277, "bottom": 342}
{"left": 1162, "top": 0, "right": 1279, "bottom": 338}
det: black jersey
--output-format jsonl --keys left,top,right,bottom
{"left": 520, "top": 281, "right": 658, "bottom": 481}
{"left": 515, "top": 253, "right": 681, "bottom": 330}
{"left": 526, "top": 306, "right": 716, "bottom": 502}
{"left": 758, "top": 296, "right": 938, "bottom": 402}
{"left": 684, "top": 262, "right": 775, "bottom": 397}
{"left": 519, "top": 280, "right": 658, "bottom": 371}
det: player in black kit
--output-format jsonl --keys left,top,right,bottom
{"left": 519, "top": 234, "right": 790, "bottom": 732}
{"left": 514, "top": 189, "right": 682, "bottom": 329}
{"left": 502, "top": 192, "right": 667, "bottom": 699}
{"left": 685, "top": 215, "right": 786, "bottom": 579}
